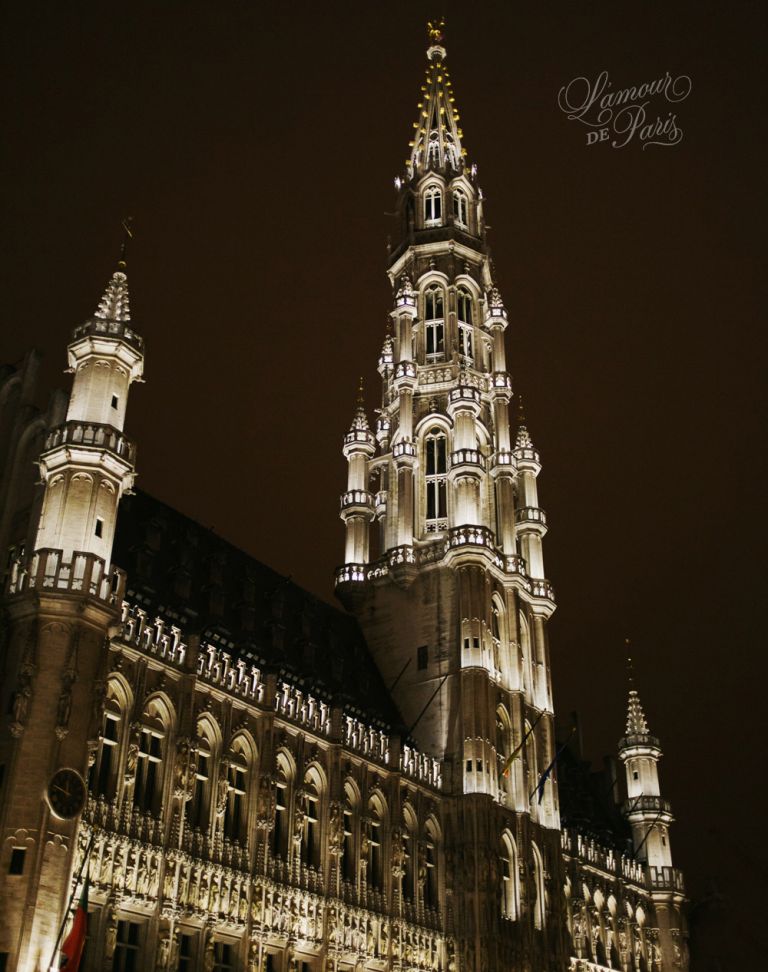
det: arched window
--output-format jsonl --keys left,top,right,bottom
{"left": 223, "top": 739, "right": 249, "bottom": 843}
{"left": 424, "top": 818, "right": 439, "bottom": 910}
{"left": 425, "top": 428, "right": 448, "bottom": 530}
{"left": 424, "top": 286, "right": 445, "bottom": 361}
{"left": 133, "top": 705, "right": 167, "bottom": 814}
{"left": 271, "top": 757, "right": 291, "bottom": 860}
{"left": 424, "top": 185, "right": 442, "bottom": 225}
{"left": 500, "top": 831, "right": 519, "bottom": 920}
{"left": 402, "top": 806, "right": 417, "bottom": 902}
{"left": 299, "top": 776, "right": 321, "bottom": 868}
{"left": 519, "top": 611, "right": 533, "bottom": 696}
{"left": 190, "top": 727, "right": 214, "bottom": 831}
{"left": 91, "top": 697, "right": 122, "bottom": 798}
{"left": 342, "top": 780, "right": 358, "bottom": 883}
{"left": 457, "top": 288, "right": 474, "bottom": 363}
{"left": 491, "top": 596, "right": 506, "bottom": 674}
{"left": 496, "top": 706, "right": 512, "bottom": 794}
{"left": 453, "top": 189, "right": 469, "bottom": 228}
{"left": 532, "top": 842, "right": 546, "bottom": 929}
{"left": 366, "top": 796, "right": 385, "bottom": 891}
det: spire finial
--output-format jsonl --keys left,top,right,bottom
{"left": 357, "top": 376, "right": 365, "bottom": 406}
{"left": 118, "top": 217, "right": 134, "bottom": 270}
{"left": 626, "top": 640, "right": 634, "bottom": 685}
{"left": 516, "top": 393, "right": 526, "bottom": 428}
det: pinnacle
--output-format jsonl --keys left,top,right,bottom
{"left": 94, "top": 271, "right": 131, "bottom": 323}
{"left": 350, "top": 379, "right": 370, "bottom": 433}
{"left": 626, "top": 688, "right": 650, "bottom": 736}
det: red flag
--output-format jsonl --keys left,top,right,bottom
{"left": 60, "top": 878, "right": 88, "bottom": 970}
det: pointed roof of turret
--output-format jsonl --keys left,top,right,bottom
{"left": 619, "top": 648, "right": 660, "bottom": 753}
{"left": 94, "top": 271, "right": 131, "bottom": 323}
{"left": 407, "top": 20, "right": 467, "bottom": 176}
{"left": 349, "top": 377, "right": 371, "bottom": 433}
{"left": 514, "top": 395, "right": 535, "bottom": 450}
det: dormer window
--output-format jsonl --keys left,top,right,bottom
{"left": 424, "top": 286, "right": 445, "bottom": 362}
{"left": 424, "top": 185, "right": 443, "bottom": 226}
{"left": 453, "top": 189, "right": 469, "bottom": 228}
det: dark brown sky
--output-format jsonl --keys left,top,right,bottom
{"left": 1, "top": 0, "right": 765, "bottom": 963}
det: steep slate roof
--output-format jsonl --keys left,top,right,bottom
{"left": 112, "top": 489, "right": 404, "bottom": 728}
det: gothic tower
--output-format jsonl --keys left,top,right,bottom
{"left": 619, "top": 671, "right": 687, "bottom": 967}
{"left": 336, "top": 23, "right": 569, "bottom": 970}
{"left": 0, "top": 264, "right": 143, "bottom": 972}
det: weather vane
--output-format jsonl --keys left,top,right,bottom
{"left": 118, "top": 216, "right": 134, "bottom": 270}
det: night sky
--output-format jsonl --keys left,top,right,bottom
{"left": 1, "top": 1, "right": 764, "bottom": 964}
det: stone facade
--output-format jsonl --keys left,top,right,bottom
{"left": 0, "top": 23, "right": 688, "bottom": 972}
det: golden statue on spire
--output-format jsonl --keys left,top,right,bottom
{"left": 427, "top": 18, "right": 445, "bottom": 45}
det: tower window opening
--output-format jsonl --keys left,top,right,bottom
{"left": 425, "top": 429, "right": 447, "bottom": 529}
{"left": 9, "top": 848, "right": 25, "bottom": 875}
{"left": 457, "top": 288, "right": 474, "bottom": 363}
{"left": 465, "top": 760, "right": 472, "bottom": 772}
{"left": 424, "top": 286, "right": 445, "bottom": 362}
{"left": 424, "top": 185, "right": 443, "bottom": 226}
{"left": 95, "top": 517, "right": 104, "bottom": 538}
{"left": 633, "top": 770, "right": 639, "bottom": 780}
{"left": 111, "top": 394, "right": 119, "bottom": 409}
{"left": 417, "top": 645, "right": 429, "bottom": 670}
{"left": 453, "top": 189, "right": 469, "bottom": 228}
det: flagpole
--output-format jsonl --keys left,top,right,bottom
{"left": 632, "top": 806, "right": 666, "bottom": 861}
{"left": 528, "top": 727, "right": 576, "bottom": 803}
{"left": 48, "top": 829, "right": 95, "bottom": 971}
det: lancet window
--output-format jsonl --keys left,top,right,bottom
{"left": 425, "top": 428, "right": 448, "bottom": 529}
{"left": 453, "top": 188, "right": 469, "bottom": 228}
{"left": 424, "top": 185, "right": 442, "bottom": 225}
{"left": 424, "top": 286, "right": 445, "bottom": 361}
{"left": 501, "top": 831, "right": 520, "bottom": 919}
{"left": 457, "top": 287, "right": 474, "bottom": 363}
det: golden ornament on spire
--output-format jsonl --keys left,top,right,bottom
{"left": 427, "top": 18, "right": 445, "bottom": 45}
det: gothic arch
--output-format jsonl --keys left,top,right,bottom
{"left": 500, "top": 830, "right": 519, "bottom": 920}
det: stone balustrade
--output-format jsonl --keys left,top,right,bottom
{"left": 6, "top": 548, "right": 125, "bottom": 605}
{"left": 43, "top": 420, "right": 136, "bottom": 464}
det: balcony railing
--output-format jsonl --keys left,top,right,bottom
{"left": 339, "top": 489, "right": 374, "bottom": 513}
{"left": 622, "top": 795, "right": 671, "bottom": 815}
{"left": 43, "top": 421, "right": 136, "bottom": 464}
{"left": 393, "top": 441, "right": 417, "bottom": 459}
{"left": 450, "top": 448, "right": 484, "bottom": 470}
{"left": 72, "top": 317, "right": 144, "bottom": 352}
{"left": 7, "top": 548, "right": 125, "bottom": 605}
{"left": 515, "top": 506, "right": 547, "bottom": 526}
{"left": 648, "top": 865, "right": 685, "bottom": 892}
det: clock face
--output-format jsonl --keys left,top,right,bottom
{"left": 47, "top": 768, "right": 87, "bottom": 820}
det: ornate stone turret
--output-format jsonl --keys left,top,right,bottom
{"left": 0, "top": 250, "right": 144, "bottom": 970}
{"left": 619, "top": 653, "right": 686, "bottom": 968}
{"left": 335, "top": 22, "right": 564, "bottom": 969}
{"left": 32, "top": 266, "right": 144, "bottom": 576}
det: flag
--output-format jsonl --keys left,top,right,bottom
{"left": 531, "top": 728, "right": 576, "bottom": 804}
{"left": 60, "top": 876, "right": 88, "bottom": 971}
{"left": 498, "top": 711, "right": 544, "bottom": 781}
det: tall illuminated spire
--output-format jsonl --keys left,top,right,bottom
{"left": 407, "top": 19, "right": 467, "bottom": 177}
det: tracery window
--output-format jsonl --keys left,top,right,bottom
{"left": 424, "top": 185, "right": 442, "bottom": 226}
{"left": 424, "top": 286, "right": 445, "bottom": 361}
{"left": 133, "top": 714, "right": 165, "bottom": 813}
{"left": 300, "top": 780, "right": 321, "bottom": 868}
{"left": 271, "top": 762, "right": 290, "bottom": 859}
{"left": 223, "top": 744, "right": 248, "bottom": 842}
{"left": 457, "top": 287, "right": 474, "bottom": 363}
{"left": 424, "top": 820, "right": 439, "bottom": 909}
{"left": 190, "top": 733, "right": 212, "bottom": 830}
{"left": 425, "top": 428, "right": 448, "bottom": 529}
{"left": 342, "top": 790, "right": 356, "bottom": 883}
{"left": 367, "top": 799, "right": 384, "bottom": 891}
{"left": 91, "top": 699, "right": 121, "bottom": 798}
{"left": 453, "top": 188, "right": 469, "bottom": 228}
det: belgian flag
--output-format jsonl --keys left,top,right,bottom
{"left": 59, "top": 877, "right": 88, "bottom": 970}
